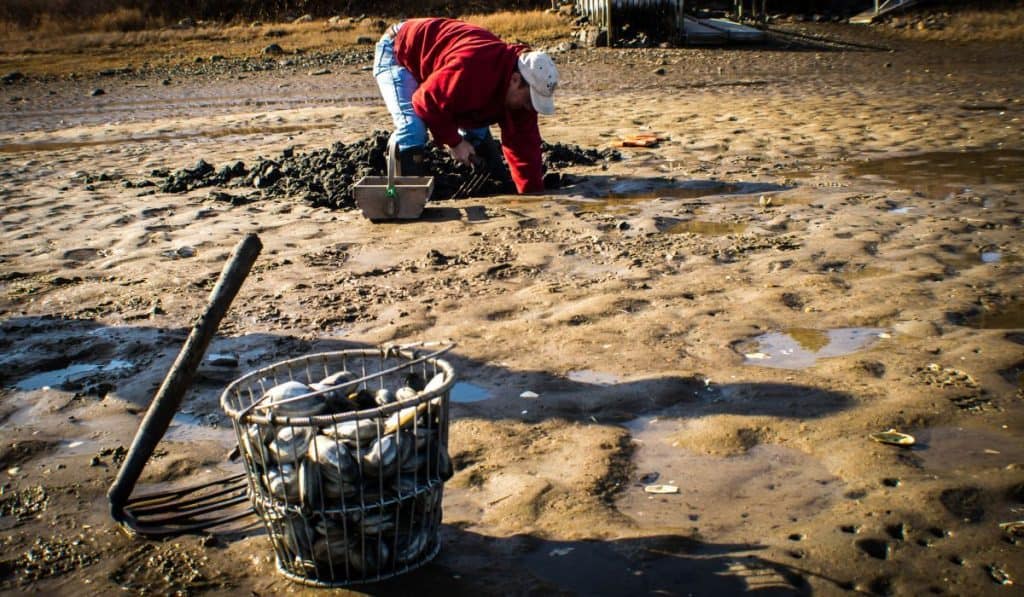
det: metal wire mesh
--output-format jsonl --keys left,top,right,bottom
{"left": 220, "top": 347, "right": 455, "bottom": 587}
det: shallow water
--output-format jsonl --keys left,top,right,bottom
{"left": 740, "top": 328, "right": 886, "bottom": 369}
{"left": 560, "top": 179, "right": 786, "bottom": 214}
{"left": 450, "top": 382, "right": 491, "bottom": 403}
{"left": 12, "top": 359, "right": 134, "bottom": 391}
{"left": 849, "top": 148, "right": 1024, "bottom": 200}
{"left": 617, "top": 416, "right": 842, "bottom": 539}
{"left": 968, "top": 300, "right": 1024, "bottom": 330}
{"left": 914, "top": 425, "right": 1024, "bottom": 473}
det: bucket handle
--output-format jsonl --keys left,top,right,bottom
{"left": 385, "top": 136, "right": 399, "bottom": 218}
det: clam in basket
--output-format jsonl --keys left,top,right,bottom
{"left": 220, "top": 345, "right": 455, "bottom": 587}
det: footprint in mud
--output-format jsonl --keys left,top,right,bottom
{"left": 939, "top": 486, "right": 985, "bottom": 522}
{"left": 855, "top": 538, "right": 891, "bottom": 560}
{"left": 885, "top": 523, "right": 906, "bottom": 541}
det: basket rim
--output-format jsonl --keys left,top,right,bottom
{"left": 219, "top": 348, "right": 456, "bottom": 427}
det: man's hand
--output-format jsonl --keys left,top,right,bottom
{"left": 449, "top": 139, "right": 477, "bottom": 167}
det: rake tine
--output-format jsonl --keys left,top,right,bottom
{"left": 120, "top": 507, "right": 255, "bottom": 538}
{"left": 453, "top": 174, "right": 476, "bottom": 199}
{"left": 124, "top": 473, "right": 248, "bottom": 508}
{"left": 125, "top": 480, "right": 248, "bottom": 515}
{"left": 466, "top": 171, "right": 490, "bottom": 196}
{"left": 456, "top": 170, "right": 488, "bottom": 199}
{"left": 128, "top": 494, "right": 251, "bottom": 524}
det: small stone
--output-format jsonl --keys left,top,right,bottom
{"left": 90, "top": 88, "right": 105, "bottom": 97}
{"left": 89, "top": 456, "right": 102, "bottom": 466}
{"left": 652, "top": 67, "right": 666, "bottom": 76}
{"left": 263, "top": 43, "right": 285, "bottom": 56}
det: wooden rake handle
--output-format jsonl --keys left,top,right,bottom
{"left": 108, "top": 233, "right": 262, "bottom": 524}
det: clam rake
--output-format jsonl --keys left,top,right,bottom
{"left": 108, "top": 233, "right": 263, "bottom": 538}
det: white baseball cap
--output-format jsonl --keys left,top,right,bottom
{"left": 518, "top": 51, "right": 559, "bottom": 115}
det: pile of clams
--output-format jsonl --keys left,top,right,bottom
{"left": 240, "top": 368, "right": 452, "bottom": 581}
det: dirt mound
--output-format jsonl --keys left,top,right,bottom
{"left": 152, "top": 131, "right": 620, "bottom": 209}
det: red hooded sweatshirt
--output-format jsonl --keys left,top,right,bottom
{"left": 393, "top": 18, "right": 544, "bottom": 193}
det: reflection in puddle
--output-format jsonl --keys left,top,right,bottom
{"left": 560, "top": 180, "right": 787, "bottom": 214}
{"left": 740, "top": 328, "right": 886, "bottom": 369}
{"left": 849, "top": 148, "right": 1024, "bottom": 199}
{"left": 968, "top": 300, "right": 1024, "bottom": 330}
{"left": 13, "top": 359, "right": 134, "bottom": 391}
{"left": 666, "top": 220, "right": 747, "bottom": 236}
{"left": 566, "top": 370, "right": 621, "bottom": 385}
{"left": 450, "top": 382, "right": 491, "bottom": 403}
{"left": 618, "top": 416, "right": 841, "bottom": 537}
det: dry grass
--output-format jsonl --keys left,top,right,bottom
{"left": 463, "top": 10, "right": 572, "bottom": 43}
{"left": 0, "top": 11, "right": 570, "bottom": 76}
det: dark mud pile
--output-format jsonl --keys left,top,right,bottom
{"left": 151, "top": 131, "right": 620, "bottom": 209}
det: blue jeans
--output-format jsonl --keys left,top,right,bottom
{"left": 373, "top": 25, "right": 491, "bottom": 151}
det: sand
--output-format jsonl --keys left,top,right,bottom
{"left": 0, "top": 22, "right": 1022, "bottom": 596}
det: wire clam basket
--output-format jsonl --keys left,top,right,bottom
{"left": 220, "top": 346, "right": 456, "bottom": 587}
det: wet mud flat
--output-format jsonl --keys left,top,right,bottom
{"left": 1, "top": 22, "right": 1024, "bottom": 596}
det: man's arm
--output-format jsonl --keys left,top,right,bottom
{"left": 500, "top": 112, "right": 544, "bottom": 193}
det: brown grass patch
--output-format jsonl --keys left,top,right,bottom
{"left": 0, "top": 11, "right": 569, "bottom": 77}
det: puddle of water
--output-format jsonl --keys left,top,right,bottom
{"left": 450, "top": 382, "right": 491, "bottom": 403}
{"left": 559, "top": 180, "right": 786, "bottom": 214}
{"left": 566, "top": 370, "right": 622, "bottom": 386}
{"left": 915, "top": 426, "right": 1024, "bottom": 473}
{"left": 740, "top": 328, "right": 886, "bottom": 369}
{"left": 665, "top": 220, "right": 748, "bottom": 236}
{"left": 888, "top": 206, "right": 914, "bottom": 215}
{"left": 166, "top": 413, "right": 235, "bottom": 445}
{"left": 13, "top": 359, "right": 134, "bottom": 391}
{"left": 980, "top": 251, "right": 1001, "bottom": 263}
{"left": 849, "top": 149, "right": 1024, "bottom": 200}
{"left": 618, "top": 416, "right": 841, "bottom": 537}
{"left": 969, "top": 300, "right": 1024, "bottom": 330}
{"left": 0, "top": 124, "right": 318, "bottom": 154}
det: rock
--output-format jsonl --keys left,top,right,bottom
{"left": 90, "top": 88, "right": 105, "bottom": 97}
{"left": 328, "top": 16, "right": 344, "bottom": 25}
{"left": 161, "top": 78, "right": 171, "bottom": 85}
{"left": 652, "top": 67, "right": 666, "bottom": 76}
{"left": 892, "top": 320, "right": 940, "bottom": 338}
{"left": 309, "top": 68, "right": 331, "bottom": 76}
{"left": 177, "top": 17, "right": 195, "bottom": 29}
{"left": 356, "top": 36, "right": 374, "bottom": 45}
{"left": 263, "top": 43, "right": 285, "bottom": 56}
{"left": 293, "top": 14, "right": 313, "bottom": 24}
{"left": 210, "top": 54, "right": 225, "bottom": 62}
{"left": 2, "top": 71, "right": 25, "bottom": 84}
